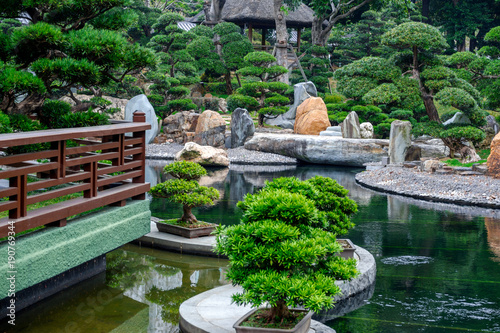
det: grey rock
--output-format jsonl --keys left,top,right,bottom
{"left": 405, "top": 145, "right": 421, "bottom": 161}
{"left": 389, "top": 120, "right": 412, "bottom": 164}
{"left": 231, "top": 108, "right": 255, "bottom": 148}
{"left": 486, "top": 115, "right": 499, "bottom": 134}
{"left": 320, "top": 126, "right": 342, "bottom": 136}
{"left": 244, "top": 133, "right": 388, "bottom": 167}
{"left": 443, "top": 111, "right": 471, "bottom": 126}
{"left": 360, "top": 122, "right": 374, "bottom": 139}
{"left": 342, "top": 111, "right": 361, "bottom": 139}
{"left": 175, "top": 142, "right": 229, "bottom": 167}
{"left": 265, "top": 81, "right": 317, "bottom": 128}
{"left": 125, "top": 94, "right": 158, "bottom": 144}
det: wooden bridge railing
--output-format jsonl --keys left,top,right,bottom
{"left": 0, "top": 111, "right": 151, "bottom": 238}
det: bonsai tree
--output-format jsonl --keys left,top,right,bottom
{"left": 215, "top": 176, "right": 358, "bottom": 326}
{"left": 149, "top": 161, "right": 219, "bottom": 225}
{"left": 230, "top": 52, "right": 289, "bottom": 126}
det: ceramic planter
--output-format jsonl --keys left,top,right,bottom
{"left": 233, "top": 308, "right": 313, "bottom": 333}
{"left": 337, "top": 238, "right": 356, "bottom": 259}
{"left": 154, "top": 221, "right": 216, "bottom": 238}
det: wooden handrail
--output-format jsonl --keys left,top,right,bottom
{"left": 0, "top": 112, "right": 151, "bottom": 238}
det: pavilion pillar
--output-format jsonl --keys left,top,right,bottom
{"left": 297, "top": 29, "right": 301, "bottom": 53}
{"left": 248, "top": 24, "right": 253, "bottom": 43}
{"left": 262, "top": 28, "right": 267, "bottom": 51}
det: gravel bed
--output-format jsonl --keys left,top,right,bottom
{"left": 146, "top": 143, "right": 297, "bottom": 165}
{"left": 356, "top": 167, "right": 500, "bottom": 209}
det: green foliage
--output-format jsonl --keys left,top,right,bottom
{"left": 0, "top": 110, "right": 12, "bottom": 133}
{"left": 58, "top": 110, "right": 109, "bottom": 128}
{"left": 324, "top": 93, "right": 344, "bottom": 104}
{"left": 362, "top": 83, "right": 401, "bottom": 105}
{"left": 39, "top": 100, "right": 72, "bottom": 128}
{"left": 389, "top": 109, "right": 414, "bottom": 121}
{"left": 215, "top": 177, "right": 358, "bottom": 321}
{"left": 381, "top": 22, "right": 448, "bottom": 51}
{"left": 374, "top": 122, "right": 392, "bottom": 139}
{"left": 149, "top": 161, "right": 219, "bottom": 224}
{"left": 165, "top": 99, "right": 197, "bottom": 116}
{"left": 6, "top": 114, "right": 49, "bottom": 154}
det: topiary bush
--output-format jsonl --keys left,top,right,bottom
{"left": 215, "top": 176, "right": 358, "bottom": 324}
{"left": 39, "top": 99, "right": 72, "bottom": 128}
{"left": 226, "top": 94, "right": 259, "bottom": 113}
{"left": 0, "top": 110, "right": 12, "bottom": 133}
{"left": 149, "top": 161, "right": 220, "bottom": 224}
{"left": 324, "top": 93, "right": 344, "bottom": 104}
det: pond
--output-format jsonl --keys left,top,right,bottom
{"left": 3, "top": 161, "right": 500, "bottom": 332}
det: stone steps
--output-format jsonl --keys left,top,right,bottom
{"left": 320, "top": 126, "right": 342, "bottom": 137}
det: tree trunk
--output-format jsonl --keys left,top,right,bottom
{"left": 422, "top": 0, "right": 431, "bottom": 23}
{"left": 273, "top": 0, "right": 289, "bottom": 84}
{"left": 269, "top": 300, "right": 290, "bottom": 320}
{"left": 224, "top": 71, "right": 233, "bottom": 94}
{"left": 412, "top": 46, "right": 440, "bottom": 122}
{"left": 311, "top": 17, "right": 326, "bottom": 46}
{"left": 181, "top": 205, "right": 197, "bottom": 223}
{"left": 4, "top": 93, "right": 45, "bottom": 115}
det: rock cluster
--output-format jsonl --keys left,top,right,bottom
{"left": 294, "top": 97, "right": 330, "bottom": 135}
{"left": 265, "top": 81, "right": 317, "bottom": 129}
{"left": 163, "top": 111, "right": 199, "bottom": 144}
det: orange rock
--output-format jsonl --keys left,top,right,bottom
{"left": 194, "top": 110, "right": 226, "bottom": 147}
{"left": 487, "top": 132, "right": 500, "bottom": 178}
{"left": 293, "top": 97, "right": 330, "bottom": 135}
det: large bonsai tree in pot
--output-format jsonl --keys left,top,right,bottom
{"left": 149, "top": 161, "right": 219, "bottom": 238}
{"left": 215, "top": 176, "right": 359, "bottom": 331}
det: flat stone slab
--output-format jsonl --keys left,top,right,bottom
{"left": 179, "top": 246, "right": 376, "bottom": 333}
{"left": 135, "top": 221, "right": 220, "bottom": 257}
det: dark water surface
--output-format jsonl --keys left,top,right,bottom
{"left": 3, "top": 161, "right": 500, "bottom": 332}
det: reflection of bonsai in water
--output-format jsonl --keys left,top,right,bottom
{"left": 145, "top": 268, "right": 225, "bottom": 325}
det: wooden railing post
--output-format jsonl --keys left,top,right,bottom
{"left": 9, "top": 175, "right": 27, "bottom": 219}
{"left": 132, "top": 111, "right": 146, "bottom": 200}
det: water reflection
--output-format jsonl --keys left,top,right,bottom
{"left": 485, "top": 217, "right": 500, "bottom": 262}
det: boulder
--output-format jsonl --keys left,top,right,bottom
{"left": 480, "top": 115, "right": 500, "bottom": 149}
{"left": 341, "top": 112, "right": 361, "bottom": 138}
{"left": 175, "top": 142, "right": 229, "bottom": 167}
{"left": 443, "top": 111, "right": 471, "bottom": 126}
{"left": 487, "top": 132, "right": 500, "bottom": 178}
{"left": 244, "top": 133, "right": 388, "bottom": 167}
{"left": 231, "top": 108, "right": 255, "bottom": 148}
{"left": 194, "top": 110, "right": 226, "bottom": 147}
{"left": 360, "top": 122, "right": 374, "bottom": 139}
{"left": 320, "top": 126, "right": 342, "bottom": 137}
{"left": 294, "top": 97, "right": 330, "bottom": 135}
{"left": 389, "top": 120, "right": 412, "bottom": 164}
{"left": 423, "top": 159, "right": 441, "bottom": 173}
{"left": 124, "top": 94, "right": 158, "bottom": 144}
{"left": 163, "top": 111, "right": 199, "bottom": 144}
{"left": 265, "top": 81, "right": 317, "bottom": 129}
{"left": 405, "top": 145, "right": 421, "bottom": 161}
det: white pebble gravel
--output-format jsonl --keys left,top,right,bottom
{"left": 356, "top": 167, "right": 500, "bottom": 209}
{"left": 146, "top": 143, "right": 297, "bottom": 165}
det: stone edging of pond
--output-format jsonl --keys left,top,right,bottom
{"left": 178, "top": 246, "right": 376, "bottom": 333}
{"left": 356, "top": 167, "right": 500, "bottom": 209}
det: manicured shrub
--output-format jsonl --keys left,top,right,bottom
{"left": 215, "top": 176, "right": 358, "bottom": 324}
{"left": 149, "top": 161, "right": 219, "bottom": 224}
{"left": 39, "top": 100, "right": 72, "bottom": 128}
{"left": 58, "top": 110, "right": 109, "bottom": 128}
{"left": 389, "top": 109, "right": 414, "bottom": 121}
{"left": 324, "top": 93, "right": 344, "bottom": 104}
{"left": 374, "top": 122, "right": 392, "bottom": 138}
{"left": 226, "top": 94, "right": 259, "bottom": 112}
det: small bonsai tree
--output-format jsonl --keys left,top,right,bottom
{"left": 149, "top": 161, "right": 219, "bottom": 225}
{"left": 215, "top": 176, "right": 358, "bottom": 325}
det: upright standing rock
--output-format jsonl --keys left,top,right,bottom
{"left": 265, "top": 81, "right": 317, "bottom": 129}
{"left": 294, "top": 97, "right": 330, "bottom": 135}
{"left": 389, "top": 120, "right": 412, "bottom": 164}
{"left": 194, "top": 110, "right": 226, "bottom": 147}
{"left": 231, "top": 108, "right": 255, "bottom": 148}
{"left": 124, "top": 94, "right": 158, "bottom": 144}
{"left": 487, "top": 132, "right": 500, "bottom": 178}
{"left": 341, "top": 112, "right": 361, "bottom": 139}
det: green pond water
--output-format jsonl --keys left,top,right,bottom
{"left": 2, "top": 162, "right": 500, "bottom": 332}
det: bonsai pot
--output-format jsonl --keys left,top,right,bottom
{"left": 337, "top": 238, "right": 356, "bottom": 259}
{"left": 233, "top": 308, "right": 313, "bottom": 333}
{"left": 154, "top": 221, "right": 217, "bottom": 238}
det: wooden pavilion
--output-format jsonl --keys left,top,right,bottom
{"left": 219, "top": 0, "right": 316, "bottom": 52}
